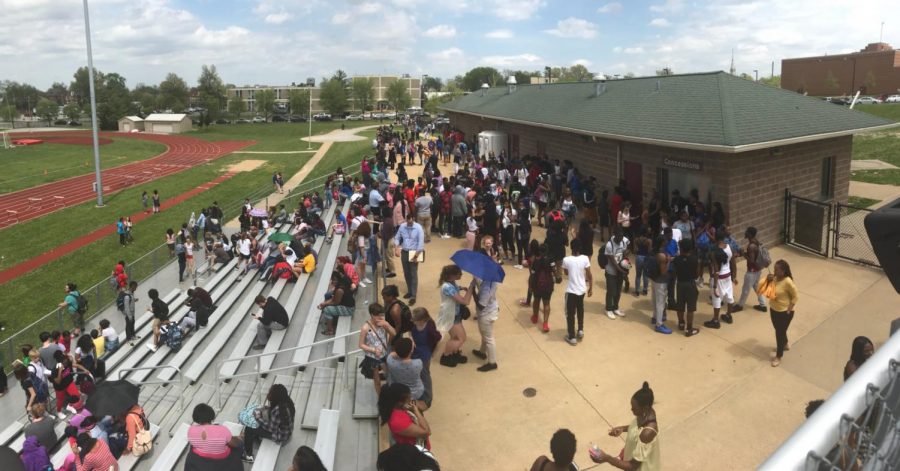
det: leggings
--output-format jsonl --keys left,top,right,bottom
{"left": 516, "top": 229, "right": 530, "bottom": 265}
{"left": 501, "top": 226, "right": 515, "bottom": 255}
{"left": 770, "top": 309, "right": 794, "bottom": 358}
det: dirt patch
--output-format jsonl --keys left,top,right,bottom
{"left": 44, "top": 136, "right": 114, "bottom": 146}
{"left": 227, "top": 159, "right": 267, "bottom": 172}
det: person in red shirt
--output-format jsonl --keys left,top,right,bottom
{"left": 610, "top": 188, "right": 624, "bottom": 230}
{"left": 377, "top": 383, "right": 431, "bottom": 450}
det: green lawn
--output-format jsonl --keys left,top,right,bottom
{"left": 187, "top": 121, "right": 373, "bottom": 152}
{"left": 305, "top": 130, "right": 376, "bottom": 181}
{"left": 851, "top": 130, "right": 900, "bottom": 185}
{"left": 847, "top": 196, "right": 880, "bottom": 209}
{"left": 0, "top": 138, "right": 166, "bottom": 194}
{"left": 854, "top": 103, "right": 900, "bottom": 122}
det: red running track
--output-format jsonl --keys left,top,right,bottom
{"left": 0, "top": 131, "right": 254, "bottom": 229}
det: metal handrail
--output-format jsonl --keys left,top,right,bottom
{"left": 214, "top": 330, "right": 362, "bottom": 407}
{"left": 116, "top": 365, "right": 187, "bottom": 412}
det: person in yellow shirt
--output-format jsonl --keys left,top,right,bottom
{"left": 760, "top": 259, "right": 799, "bottom": 367}
{"left": 589, "top": 382, "right": 660, "bottom": 471}
{"left": 90, "top": 329, "right": 105, "bottom": 358}
{"left": 291, "top": 245, "right": 316, "bottom": 278}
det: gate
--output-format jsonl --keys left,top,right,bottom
{"left": 783, "top": 191, "right": 881, "bottom": 268}
{"left": 784, "top": 191, "right": 831, "bottom": 257}
{"left": 834, "top": 203, "right": 880, "bottom": 267}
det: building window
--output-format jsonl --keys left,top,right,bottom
{"left": 820, "top": 156, "right": 835, "bottom": 199}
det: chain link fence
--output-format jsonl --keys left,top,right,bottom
{"left": 833, "top": 203, "right": 881, "bottom": 268}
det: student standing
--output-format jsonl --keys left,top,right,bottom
{"left": 141, "top": 191, "right": 149, "bottom": 214}
{"left": 649, "top": 237, "right": 672, "bottom": 334}
{"left": 393, "top": 213, "right": 425, "bottom": 306}
{"left": 561, "top": 240, "right": 592, "bottom": 345}
{"left": 766, "top": 260, "right": 799, "bottom": 367}
{"left": 673, "top": 239, "right": 701, "bottom": 337}
{"left": 705, "top": 231, "right": 737, "bottom": 329}
{"left": 734, "top": 226, "right": 769, "bottom": 313}
{"left": 147, "top": 288, "right": 170, "bottom": 352}
{"left": 471, "top": 277, "right": 499, "bottom": 372}
{"left": 152, "top": 189, "right": 161, "bottom": 213}
{"left": 604, "top": 227, "right": 629, "bottom": 319}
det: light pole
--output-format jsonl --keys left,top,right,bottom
{"left": 82, "top": 0, "right": 104, "bottom": 207}
{"left": 307, "top": 89, "right": 312, "bottom": 150}
{"left": 753, "top": 69, "right": 759, "bottom": 82}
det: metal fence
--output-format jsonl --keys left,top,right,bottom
{"left": 761, "top": 330, "right": 900, "bottom": 470}
{"left": 834, "top": 203, "right": 880, "bottom": 268}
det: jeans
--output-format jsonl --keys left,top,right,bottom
{"left": 605, "top": 272, "right": 623, "bottom": 311}
{"left": 254, "top": 321, "right": 286, "bottom": 348}
{"left": 651, "top": 280, "right": 668, "bottom": 325}
{"left": 476, "top": 311, "right": 498, "bottom": 363}
{"left": 770, "top": 309, "right": 794, "bottom": 358}
{"left": 243, "top": 425, "right": 273, "bottom": 456}
{"left": 739, "top": 270, "right": 767, "bottom": 307}
{"left": 633, "top": 255, "right": 650, "bottom": 292}
{"left": 400, "top": 250, "right": 419, "bottom": 298}
{"left": 565, "top": 293, "right": 585, "bottom": 339}
{"left": 124, "top": 315, "right": 135, "bottom": 340}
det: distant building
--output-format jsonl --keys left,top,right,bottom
{"left": 782, "top": 43, "right": 900, "bottom": 96}
{"left": 117, "top": 116, "right": 144, "bottom": 132}
{"left": 226, "top": 75, "right": 421, "bottom": 114}
{"left": 529, "top": 77, "right": 558, "bottom": 84}
{"left": 142, "top": 113, "right": 192, "bottom": 134}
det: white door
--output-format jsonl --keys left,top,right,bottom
{"left": 154, "top": 124, "right": 174, "bottom": 133}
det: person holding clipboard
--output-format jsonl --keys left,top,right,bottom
{"left": 394, "top": 213, "right": 425, "bottom": 306}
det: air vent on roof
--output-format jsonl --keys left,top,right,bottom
{"left": 594, "top": 74, "right": 607, "bottom": 97}
{"left": 507, "top": 76, "right": 517, "bottom": 94}
{"left": 655, "top": 80, "right": 661, "bottom": 92}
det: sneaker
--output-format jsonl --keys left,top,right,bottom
{"left": 606, "top": 311, "right": 617, "bottom": 319}
{"left": 513, "top": 264, "right": 524, "bottom": 269}
{"left": 439, "top": 355, "right": 458, "bottom": 367}
{"left": 358, "top": 281, "right": 367, "bottom": 288}
{"left": 519, "top": 299, "right": 530, "bottom": 307}
{"left": 441, "top": 234, "right": 451, "bottom": 239}
{"left": 472, "top": 349, "right": 487, "bottom": 360}
{"left": 66, "top": 405, "right": 78, "bottom": 415}
{"left": 530, "top": 314, "right": 538, "bottom": 324}
{"left": 721, "top": 313, "right": 734, "bottom": 324}
{"left": 56, "top": 412, "right": 67, "bottom": 420}
{"left": 753, "top": 304, "right": 768, "bottom": 312}
{"left": 703, "top": 319, "right": 721, "bottom": 329}
{"left": 576, "top": 329, "right": 584, "bottom": 339}
{"left": 732, "top": 304, "right": 744, "bottom": 312}
{"left": 566, "top": 337, "right": 578, "bottom": 346}
{"left": 403, "top": 293, "right": 412, "bottom": 299}
{"left": 241, "top": 454, "right": 255, "bottom": 463}
{"left": 146, "top": 343, "right": 158, "bottom": 352}
{"left": 453, "top": 352, "right": 468, "bottom": 364}
{"left": 409, "top": 298, "right": 416, "bottom": 306}
{"left": 542, "top": 322, "right": 550, "bottom": 333}
{"left": 642, "top": 290, "right": 648, "bottom": 295}
{"left": 477, "top": 363, "right": 498, "bottom": 372}
{"left": 654, "top": 324, "right": 673, "bottom": 334}
{"left": 614, "top": 310, "right": 626, "bottom": 317}
{"left": 364, "top": 278, "right": 373, "bottom": 284}
{"left": 771, "top": 358, "right": 781, "bottom": 367}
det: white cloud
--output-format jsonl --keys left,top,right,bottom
{"left": 481, "top": 53, "right": 541, "bottom": 67}
{"left": 544, "top": 17, "right": 598, "bottom": 39}
{"left": 573, "top": 59, "right": 592, "bottom": 67}
{"left": 264, "top": 12, "right": 293, "bottom": 24}
{"left": 649, "top": 0, "right": 684, "bottom": 13}
{"left": 489, "top": 0, "right": 545, "bottom": 21}
{"left": 597, "top": 2, "right": 622, "bottom": 14}
{"left": 331, "top": 12, "right": 351, "bottom": 24}
{"left": 485, "top": 29, "right": 514, "bottom": 39}
{"left": 649, "top": 18, "right": 671, "bottom": 27}
{"left": 428, "top": 47, "right": 464, "bottom": 61}
{"left": 623, "top": 46, "right": 645, "bottom": 54}
{"left": 423, "top": 24, "right": 457, "bottom": 38}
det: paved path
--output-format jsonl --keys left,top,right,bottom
{"left": 0, "top": 172, "right": 238, "bottom": 285}
{"left": 0, "top": 131, "right": 253, "bottom": 229}
{"left": 849, "top": 180, "right": 900, "bottom": 208}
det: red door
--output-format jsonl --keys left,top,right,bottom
{"left": 623, "top": 161, "right": 643, "bottom": 213}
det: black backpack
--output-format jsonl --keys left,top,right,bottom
{"left": 389, "top": 301, "right": 414, "bottom": 335}
{"left": 116, "top": 291, "right": 130, "bottom": 312}
{"left": 597, "top": 243, "right": 608, "bottom": 269}
{"left": 75, "top": 292, "right": 88, "bottom": 315}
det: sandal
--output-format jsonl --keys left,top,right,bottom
{"left": 678, "top": 322, "right": 685, "bottom": 331}
{"left": 685, "top": 328, "right": 699, "bottom": 337}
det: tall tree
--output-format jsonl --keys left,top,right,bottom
{"left": 561, "top": 64, "right": 593, "bottom": 82}
{"left": 35, "top": 98, "right": 58, "bottom": 125}
{"left": 385, "top": 79, "right": 412, "bottom": 111}
{"left": 422, "top": 76, "right": 443, "bottom": 92}
{"left": 84, "top": 72, "right": 131, "bottom": 130}
{"left": 319, "top": 78, "right": 348, "bottom": 116}
{"left": 227, "top": 93, "right": 244, "bottom": 121}
{"left": 288, "top": 89, "right": 310, "bottom": 117}
{"left": 351, "top": 77, "right": 375, "bottom": 113}
{"left": 70, "top": 67, "right": 103, "bottom": 107}
{"left": 462, "top": 67, "right": 503, "bottom": 91}
{"left": 655, "top": 67, "right": 674, "bottom": 76}
{"left": 196, "top": 64, "right": 226, "bottom": 126}
{"left": 331, "top": 70, "right": 349, "bottom": 87}
{"left": 255, "top": 89, "right": 276, "bottom": 121}
{"left": 63, "top": 103, "right": 81, "bottom": 122}
{"left": 131, "top": 83, "right": 159, "bottom": 116}
{"left": 46, "top": 82, "right": 69, "bottom": 105}
{"left": 158, "top": 73, "right": 190, "bottom": 112}
{"left": 758, "top": 75, "right": 781, "bottom": 88}
{"left": 2, "top": 81, "right": 42, "bottom": 115}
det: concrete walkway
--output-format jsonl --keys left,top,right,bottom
{"left": 849, "top": 180, "right": 900, "bottom": 208}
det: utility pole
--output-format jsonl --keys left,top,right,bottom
{"left": 754, "top": 69, "right": 759, "bottom": 82}
{"left": 880, "top": 22, "right": 885, "bottom": 43}
{"left": 771, "top": 61, "right": 775, "bottom": 79}
{"left": 82, "top": 0, "right": 104, "bottom": 206}
{"left": 307, "top": 89, "right": 312, "bottom": 150}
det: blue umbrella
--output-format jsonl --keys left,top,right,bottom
{"left": 450, "top": 250, "right": 505, "bottom": 283}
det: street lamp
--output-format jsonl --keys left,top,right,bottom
{"left": 545, "top": 66, "right": 552, "bottom": 84}
{"left": 307, "top": 89, "right": 312, "bottom": 150}
{"left": 82, "top": 0, "right": 104, "bottom": 207}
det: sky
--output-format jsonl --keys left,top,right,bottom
{"left": 1, "top": 0, "right": 898, "bottom": 89}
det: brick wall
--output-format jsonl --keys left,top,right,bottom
{"left": 445, "top": 112, "right": 852, "bottom": 246}
{"left": 782, "top": 49, "right": 900, "bottom": 96}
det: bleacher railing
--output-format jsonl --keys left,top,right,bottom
{"left": 761, "top": 330, "right": 900, "bottom": 470}
{"left": 214, "top": 330, "right": 362, "bottom": 408}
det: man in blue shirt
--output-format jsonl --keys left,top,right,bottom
{"left": 393, "top": 213, "right": 425, "bottom": 305}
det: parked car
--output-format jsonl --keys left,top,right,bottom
{"left": 855, "top": 96, "right": 882, "bottom": 105}
{"left": 372, "top": 113, "right": 384, "bottom": 119}
{"left": 885, "top": 95, "right": 900, "bottom": 103}
{"left": 272, "top": 115, "right": 289, "bottom": 122}
{"left": 252, "top": 116, "right": 266, "bottom": 123}
{"left": 68, "top": 120, "right": 81, "bottom": 126}
{"left": 289, "top": 115, "right": 307, "bottom": 122}
{"left": 235, "top": 118, "right": 251, "bottom": 124}
{"left": 313, "top": 113, "right": 332, "bottom": 121}
{"left": 215, "top": 118, "right": 230, "bottom": 124}
{"left": 54, "top": 119, "right": 68, "bottom": 125}
{"left": 346, "top": 114, "right": 363, "bottom": 121}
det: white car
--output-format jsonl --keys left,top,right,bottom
{"left": 885, "top": 95, "right": 900, "bottom": 103}
{"left": 855, "top": 96, "right": 882, "bottom": 105}
{"left": 252, "top": 116, "right": 266, "bottom": 123}
{"left": 346, "top": 114, "right": 364, "bottom": 121}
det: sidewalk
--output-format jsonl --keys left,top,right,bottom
{"left": 0, "top": 172, "right": 236, "bottom": 285}
{"left": 849, "top": 180, "right": 900, "bottom": 208}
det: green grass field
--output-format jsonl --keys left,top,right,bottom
{"left": 0, "top": 124, "right": 377, "bottom": 341}
{"left": 187, "top": 121, "right": 372, "bottom": 152}
{"left": 0, "top": 139, "right": 166, "bottom": 194}
{"left": 851, "top": 104, "right": 900, "bottom": 185}
{"left": 854, "top": 103, "right": 900, "bottom": 122}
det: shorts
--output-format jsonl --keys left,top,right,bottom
{"left": 186, "top": 254, "right": 193, "bottom": 260}
{"left": 676, "top": 282, "right": 698, "bottom": 312}
{"left": 152, "top": 318, "right": 162, "bottom": 330}
{"left": 240, "top": 253, "right": 251, "bottom": 260}
{"left": 533, "top": 291, "right": 553, "bottom": 303}
{"left": 711, "top": 276, "right": 734, "bottom": 309}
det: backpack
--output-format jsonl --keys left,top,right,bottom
{"left": 129, "top": 412, "right": 153, "bottom": 456}
{"left": 696, "top": 231, "right": 711, "bottom": 251}
{"left": 389, "top": 301, "right": 414, "bottom": 334}
{"left": 757, "top": 242, "right": 772, "bottom": 268}
{"left": 166, "top": 325, "right": 183, "bottom": 352}
{"left": 597, "top": 243, "right": 608, "bottom": 269}
{"left": 115, "top": 291, "right": 130, "bottom": 312}
{"left": 532, "top": 259, "right": 555, "bottom": 295}
{"left": 27, "top": 366, "right": 49, "bottom": 403}
{"left": 75, "top": 293, "right": 88, "bottom": 315}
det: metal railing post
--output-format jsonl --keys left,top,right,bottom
{"left": 257, "top": 355, "right": 263, "bottom": 404}
{"left": 56, "top": 308, "right": 64, "bottom": 331}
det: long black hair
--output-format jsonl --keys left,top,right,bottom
{"left": 293, "top": 445, "right": 327, "bottom": 471}
{"left": 267, "top": 384, "right": 295, "bottom": 420}
{"left": 850, "top": 336, "right": 873, "bottom": 366}
{"left": 76, "top": 432, "right": 96, "bottom": 462}
{"left": 377, "top": 383, "right": 411, "bottom": 425}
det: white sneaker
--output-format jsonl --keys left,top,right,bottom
{"left": 57, "top": 412, "right": 67, "bottom": 420}
{"left": 566, "top": 337, "right": 578, "bottom": 346}
{"left": 513, "top": 264, "right": 524, "bottom": 269}
{"left": 606, "top": 311, "right": 617, "bottom": 319}
{"left": 577, "top": 330, "right": 584, "bottom": 339}
{"left": 441, "top": 234, "right": 451, "bottom": 239}
{"left": 358, "top": 281, "right": 367, "bottom": 288}
{"left": 364, "top": 278, "right": 373, "bottom": 283}
{"left": 615, "top": 309, "right": 626, "bottom": 317}
{"left": 146, "top": 343, "right": 158, "bottom": 352}
{"left": 66, "top": 405, "right": 78, "bottom": 415}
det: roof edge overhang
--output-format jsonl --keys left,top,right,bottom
{"left": 441, "top": 108, "right": 900, "bottom": 154}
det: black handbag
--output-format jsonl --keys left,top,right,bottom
{"left": 459, "top": 305, "right": 471, "bottom": 321}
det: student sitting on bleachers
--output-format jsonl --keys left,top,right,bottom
{"left": 185, "top": 403, "right": 243, "bottom": 471}
{"left": 240, "top": 384, "right": 295, "bottom": 463}
{"left": 289, "top": 446, "right": 327, "bottom": 471}
{"left": 19, "top": 435, "right": 51, "bottom": 471}
{"left": 23, "top": 404, "right": 56, "bottom": 451}
{"left": 291, "top": 245, "right": 317, "bottom": 278}
{"left": 99, "top": 320, "right": 118, "bottom": 354}
{"left": 318, "top": 270, "right": 356, "bottom": 336}
{"left": 70, "top": 432, "right": 118, "bottom": 471}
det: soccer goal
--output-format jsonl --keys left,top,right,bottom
{"left": 1, "top": 131, "right": 11, "bottom": 149}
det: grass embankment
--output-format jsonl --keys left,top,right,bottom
{"left": 847, "top": 196, "right": 880, "bottom": 209}
{"left": 0, "top": 139, "right": 166, "bottom": 194}
{"left": 305, "top": 130, "right": 377, "bottom": 181}
{"left": 851, "top": 104, "right": 900, "bottom": 185}
{"left": 187, "top": 121, "right": 371, "bottom": 152}
{"left": 854, "top": 103, "right": 900, "bottom": 122}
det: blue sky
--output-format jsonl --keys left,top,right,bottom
{"left": 1, "top": 0, "right": 897, "bottom": 88}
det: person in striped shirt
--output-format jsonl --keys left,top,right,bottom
{"left": 186, "top": 403, "right": 243, "bottom": 470}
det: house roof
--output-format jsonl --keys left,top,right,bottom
{"left": 440, "top": 71, "right": 897, "bottom": 153}
{"left": 144, "top": 113, "right": 188, "bottom": 122}
{"left": 121, "top": 116, "right": 143, "bottom": 122}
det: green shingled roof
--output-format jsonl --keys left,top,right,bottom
{"left": 440, "top": 71, "right": 896, "bottom": 151}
